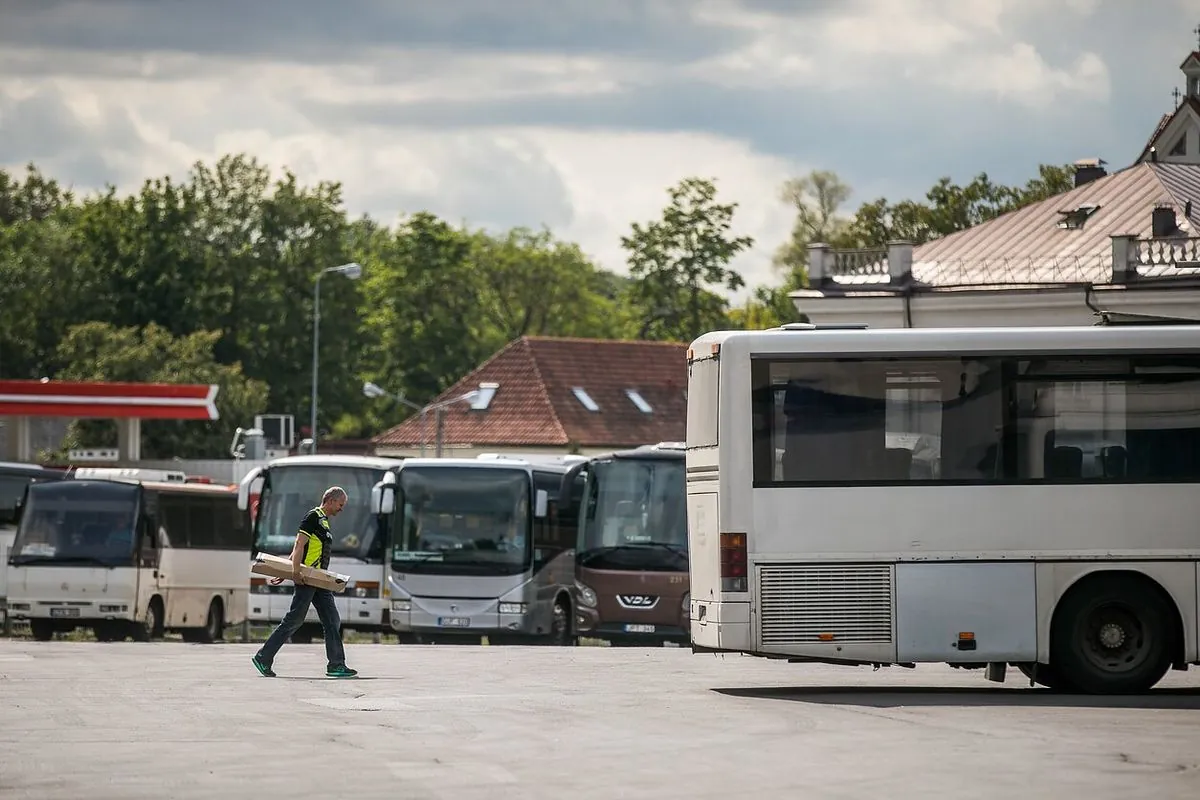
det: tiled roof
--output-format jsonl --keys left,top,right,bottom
{"left": 372, "top": 336, "right": 688, "bottom": 449}
{"left": 819, "top": 162, "right": 1200, "bottom": 291}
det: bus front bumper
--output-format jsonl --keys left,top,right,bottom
{"left": 4, "top": 599, "right": 135, "bottom": 622}
{"left": 388, "top": 599, "right": 534, "bottom": 636}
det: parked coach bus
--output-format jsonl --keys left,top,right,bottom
{"left": 559, "top": 442, "right": 689, "bottom": 645}
{"left": 0, "top": 462, "right": 66, "bottom": 631}
{"left": 371, "top": 453, "right": 586, "bottom": 645}
{"left": 238, "top": 454, "right": 403, "bottom": 642}
{"left": 6, "top": 468, "right": 250, "bottom": 642}
{"left": 685, "top": 320, "right": 1200, "bottom": 694}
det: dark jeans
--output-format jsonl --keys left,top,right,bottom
{"left": 256, "top": 584, "right": 346, "bottom": 669}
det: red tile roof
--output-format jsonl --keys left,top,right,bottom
{"left": 372, "top": 336, "right": 688, "bottom": 449}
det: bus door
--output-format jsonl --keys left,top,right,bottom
{"left": 135, "top": 491, "right": 162, "bottom": 618}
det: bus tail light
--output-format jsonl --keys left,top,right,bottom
{"left": 719, "top": 532, "right": 747, "bottom": 592}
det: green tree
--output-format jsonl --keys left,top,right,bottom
{"left": 0, "top": 165, "right": 82, "bottom": 379}
{"left": 726, "top": 285, "right": 806, "bottom": 330}
{"left": 772, "top": 169, "right": 853, "bottom": 286}
{"left": 838, "top": 164, "right": 1076, "bottom": 248}
{"left": 53, "top": 322, "right": 269, "bottom": 458}
{"left": 470, "top": 226, "right": 631, "bottom": 341}
{"left": 621, "top": 177, "right": 753, "bottom": 342}
{"left": 353, "top": 212, "right": 494, "bottom": 437}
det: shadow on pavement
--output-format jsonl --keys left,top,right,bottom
{"left": 711, "top": 685, "right": 1200, "bottom": 710}
{"left": 273, "top": 676, "right": 404, "bottom": 681}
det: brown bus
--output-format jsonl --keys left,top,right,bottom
{"left": 559, "top": 442, "right": 688, "bottom": 646}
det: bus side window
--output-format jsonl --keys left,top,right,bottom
{"left": 138, "top": 515, "right": 158, "bottom": 568}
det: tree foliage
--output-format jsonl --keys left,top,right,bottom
{"left": 54, "top": 322, "right": 269, "bottom": 459}
{"left": 621, "top": 177, "right": 753, "bottom": 342}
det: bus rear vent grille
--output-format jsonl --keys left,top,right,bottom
{"left": 758, "top": 564, "right": 893, "bottom": 646}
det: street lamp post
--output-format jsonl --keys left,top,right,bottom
{"left": 310, "top": 262, "right": 363, "bottom": 454}
{"left": 362, "top": 381, "right": 427, "bottom": 456}
{"left": 426, "top": 391, "right": 479, "bottom": 457}
{"left": 363, "top": 381, "right": 478, "bottom": 457}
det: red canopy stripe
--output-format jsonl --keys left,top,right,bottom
{"left": 0, "top": 381, "right": 219, "bottom": 420}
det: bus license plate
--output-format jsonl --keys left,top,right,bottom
{"left": 624, "top": 623, "right": 656, "bottom": 633}
{"left": 437, "top": 617, "right": 469, "bottom": 628}
{"left": 50, "top": 607, "right": 79, "bottom": 618}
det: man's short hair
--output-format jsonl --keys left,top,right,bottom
{"left": 323, "top": 486, "right": 347, "bottom": 503}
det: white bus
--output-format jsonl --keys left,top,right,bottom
{"left": 237, "top": 454, "right": 403, "bottom": 641}
{"left": 0, "top": 462, "right": 67, "bottom": 632}
{"left": 372, "top": 453, "right": 586, "bottom": 645}
{"left": 685, "top": 321, "right": 1200, "bottom": 694}
{"left": 5, "top": 469, "right": 250, "bottom": 642}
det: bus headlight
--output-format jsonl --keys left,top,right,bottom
{"left": 352, "top": 581, "right": 380, "bottom": 599}
{"left": 575, "top": 580, "right": 597, "bottom": 608}
{"left": 391, "top": 600, "right": 411, "bottom": 613}
{"left": 681, "top": 592, "right": 690, "bottom": 615}
{"left": 498, "top": 602, "right": 526, "bottom": 615}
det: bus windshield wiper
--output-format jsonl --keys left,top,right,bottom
{"left": 11, "top": 555, "right": 114, "bottom": 567}
{"left": 578, "top": 543, "right": 688, "bottom": 563}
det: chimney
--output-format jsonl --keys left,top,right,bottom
{"left": 1151, "top": 204, "right": 1179, "bottom": 237}
{"left": 1072, "top": 157, "right": 1107, "bottom": 187}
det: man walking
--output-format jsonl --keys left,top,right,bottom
{"left": 251, "top": 486, "right": 358, "bottom": 678}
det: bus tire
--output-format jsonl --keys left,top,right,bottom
{"left": 1050, "top": 573, "right": 1175, "bottom": 694}
{"left": 196, "top": 598, "right": 224, "bottom": 644}
{"left": 549, "top": 595, "right": 576, "bottom": 647}
{"left": 132, "top": 597, "right": 164, "bottom": 642}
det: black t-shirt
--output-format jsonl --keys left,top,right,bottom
{"left": 298, "top": 507, "right": 333, "bottom": 570}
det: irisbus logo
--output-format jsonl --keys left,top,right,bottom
{"left": 617, "top": 595, "right": 658, "bottom": 609}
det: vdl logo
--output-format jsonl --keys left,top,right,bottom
{"left": 617, "top": 594, "right": 658, "bottom": 609}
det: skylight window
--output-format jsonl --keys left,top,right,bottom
{"left": 1056, "top": 203, "right": 1100, "bottom": 230}
{"left": 572, "top": 387, "right": 599, "bottom": 412}
{"left": 469, "top": 381, "right": 499, "bottom": 410}
{"left": 625, "top": 388, "right": 653, "bottom": 413}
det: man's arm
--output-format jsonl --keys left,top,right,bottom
{"left": 289, "top": 532, "right": 307, "bottom": 585}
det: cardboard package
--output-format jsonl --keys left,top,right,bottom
{"left": 250, "top": 552, "right": 350, "bottom": 593}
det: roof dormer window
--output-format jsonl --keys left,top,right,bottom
{"left": 571, "top": 387, "right": 599, "bottom": 412}
{"left": 1057, "top": 203, "right": 1100, "bottom": 230}
{"left": 625, "top": 389, "right": 653, "bottom": 413}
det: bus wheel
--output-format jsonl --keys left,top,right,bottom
{"left": 549, "top": 597, "right": 576, "bottom": 647}
{"left": 30, "top": 619, "right": 54, "bottom": 641}
{"left": 1051, "top": 575, "right": 1174, "bottom": 694}
{"left": 132, "top": 598, "right": 164, "bottom": 642}
{"left": 196, "top": 599, "right": 224, "bottom": 644}
{"left": 1014, "top": 662, "right": 1072, "bottom": 691}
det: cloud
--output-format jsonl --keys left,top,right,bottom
{"left": 0, "top": 0, "right": 1196, "bottom": 303}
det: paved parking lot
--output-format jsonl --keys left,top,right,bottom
{"left": 1, "top": 641, "right": 1198, "bottom": 800}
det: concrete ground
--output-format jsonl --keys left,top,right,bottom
{"left": 1, "top": 641, "right": 1198, "bottom": 800}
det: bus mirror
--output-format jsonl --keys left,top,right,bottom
{"left": 559, "top": 461, "right": 587, "bottom": 507}
{"left": 535, "top": 489, "right": 549, "bottom": 518}
{"left": 236, "top": 468, "right": 263, "bottom": 511}
{"left": 372, "top": 481, "right": 396, "bottom": 515}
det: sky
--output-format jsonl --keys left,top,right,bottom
{"left": 1, "top": 0, "right": 1198, "bottom": 297}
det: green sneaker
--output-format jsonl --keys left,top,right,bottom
{"left": 251, "top": 654, "right": 276, "bottom": 678}
{"left": 326, "top": 664, "right": 358, "bottom": 678}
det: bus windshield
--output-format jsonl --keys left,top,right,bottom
{"left": 391, "top": 466, "right": 530, "bottom": 576}
{"left": 9, "top": 481, "right": 140, "bottom": 567}
{"left": 254, "top": 465, "right": 385, "bottom": 561}
{"left": 577, "top": 457, "right": 687, "bottom": 572}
